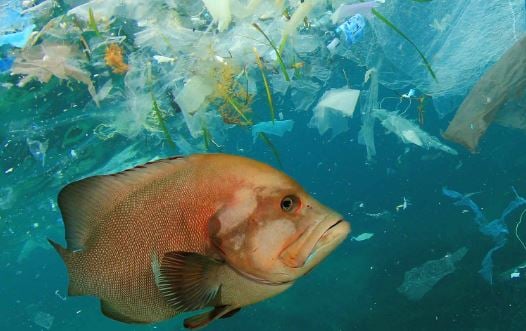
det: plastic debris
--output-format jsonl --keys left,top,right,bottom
{"left": 309, "top": 88, "right": 360, "bottom": 139}
{"left": 372, "top": 108, "right": 457, "bottom": 155}
{"left": 33, "top": 311, "right": 54, "bottom": 330}
{"left": 351, "top": 232, "right": 374, "bottom": 242}
{"left": 0, "top": 57, "right": 15, "bottom": 72}
{"left": 0, "top": 23, "right": 34, "bottom": 48}
{"left": 11, "top": 42, "right": 98, "bottom": 106}
{"left": 27, "top": 138, "right": 48, "bottom": 167}
{"left": 443, "top": 187, "right": 526, "bottom": 284}
{"left": 331, "top": 1, "right": 379, "bottom": 24}
{"left": 336, "top": 14, "right": 366, "bottom": 46}
{"left": 346, "top": 0, "right": 526, "bottom": 117}
{"left": 251, "top": 120, "right": 294, "bottom": 143}
{"left": 358, "top": 67, "right": 379, "bottom": 160}
{"left": 443, "top": 34, "right": 526, "bottom": 152}
{"left": 398, "top": 247, "right": 468, "bottom": 301}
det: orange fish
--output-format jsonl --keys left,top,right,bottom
{"left": 50, "top": 153, "right": 350, "bottom": 329}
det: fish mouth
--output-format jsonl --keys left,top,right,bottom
{"left": 303, "top": 219, "right": 350, "bottom": 266}
{"left": 280, "top": 218, "right": 350, "bottom": 269}
{"left": 314, "top": 219, "right": 348, "bottom": 249}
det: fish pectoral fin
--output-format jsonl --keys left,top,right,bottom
{"left": 158, "top": 251, "right": 223, "bottom": 312}
{"left": 100, "top": 300, "right": 147, "bottom": 324}
{"left": 183, "top": 305, "right": 238, "bottom": 329}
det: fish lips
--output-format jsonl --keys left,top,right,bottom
{"left": 280, "top": 217, "right": 350, "bottom": 269}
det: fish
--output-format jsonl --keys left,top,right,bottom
{"left": 49, "top": 153, "right": 350, "bottom": 329}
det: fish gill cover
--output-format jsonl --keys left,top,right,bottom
{"left": 1, "top": 0, "right": 526, "bottom": 330}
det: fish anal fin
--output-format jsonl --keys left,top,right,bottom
{"left": 158, "top": 251, "right": 223, "bottom": 312}
{"left": 183, "top": 305, "right": 236, "bottom": 329}
{"left": 100, "top": 300, "right": 146, "bottom": 324}
{"left": 58, "top": 157, "right": 187, "bottom": 251}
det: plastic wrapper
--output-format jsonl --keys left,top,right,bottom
{"left": 398, "top": 247, "right": 468, "bottom": 301}
{"left": 372, "top": 108, "right": 457, "bottom": 155}
{"left": 443, "top": 34, "right": 526, "bottom": 151}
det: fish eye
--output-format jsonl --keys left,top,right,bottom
{"left": 281, "top": 195, "right": 299, "bottom": 213}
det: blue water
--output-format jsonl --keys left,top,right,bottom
{"left": 2, "top": 1, "right": 526, "bottom": 330}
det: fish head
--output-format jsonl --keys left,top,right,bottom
{"left": 209, "top": 163, "right": 350, "bottom": 284}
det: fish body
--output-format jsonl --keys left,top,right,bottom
{"left": 50, "top": 153, "right": 350, "bottom": 328}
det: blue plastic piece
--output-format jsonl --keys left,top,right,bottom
{"left": 442, "top": 187, "right": 486, "bottom": 226}
{"left": 443, "top": 187, "right": 526, "bottom": 284}
{"left": 0, "top": 8, "right": 30, "bottom": 33}
{"left": 0, "top": 57, "right": 14, "bottom": 72}
{"left": 0, "top": 24, "right": 35, "bottom": 48}
{"left": 251, "top": 120, "right": 294, "bottom": 142}
{"left": 336, "top": 14, "right": 366, "bottom": 45}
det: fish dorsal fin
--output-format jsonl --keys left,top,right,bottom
{"left": 157, "top": 251, "right": 223, "bottom": 312}
{"left": 58, "top": 156, "right": 186, "bottom": 251}
{"left": 184, "top": 305, "right": 236, "bottom": 329}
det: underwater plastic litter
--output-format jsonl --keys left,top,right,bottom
{"left": 443, "top": 187, "right": 526, "bottom": 284}
{"left": 398, "top": 247, "right": 468, "bottom": 301}
{"left": 444, "top": 34, "right": 526, "bottom": 151}
{"left": 345, "top": 0, "right": 526, "bottom": 117}
{"left": 2, "top": 0, "right": 526, "bottom": 329}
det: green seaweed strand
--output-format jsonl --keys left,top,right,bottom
{"left": 88, "top": 8, "right": 101, "bottom": 37}
{"left": 371, "top": 8, "right": 437, "bottom": 82}
{"left": 147, "top": 63, "right": 177, "bottom": 150}
{"left": 258, "top": 133, "right": 283, "bottom": 168}
{"left": 253, "top": 48, "right": 276, "bottom": 123}
{"left": 252, "top": 23, "right": 290, "bottom": 82}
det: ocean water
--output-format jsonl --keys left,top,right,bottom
{"left": 2, "top": 1, "right": 526, "bottom": 330}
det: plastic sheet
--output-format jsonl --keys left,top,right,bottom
{"left": 309, "top": 88, "right": 360, "bottom": 139}
{"left": 398, "top": 247, "right": 468, "bottom": 301}
{"left": 443, "top": 34, "right": 526, "bottom": 151}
